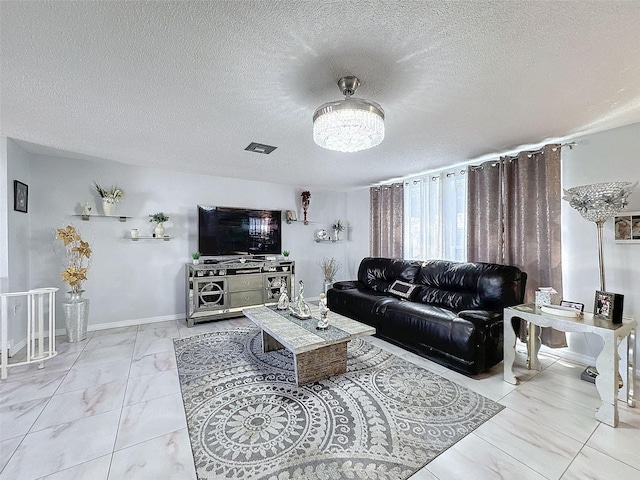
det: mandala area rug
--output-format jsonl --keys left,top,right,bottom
{"left": 173, "top": 328, "right": 503, "bottom": 480}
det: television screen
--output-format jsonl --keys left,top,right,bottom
{"left": 198, "top": 206, "right": 282, "bottom": 256}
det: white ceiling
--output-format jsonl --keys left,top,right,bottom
{"left": 2, "top": 1, "right": 640, "bottom": 189}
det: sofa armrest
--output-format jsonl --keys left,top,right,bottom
{"left": 331, "top": 281, "right": 361, "bottom": 290}
{"left": 457, "top": 310, "right": 502, "bottom": 327}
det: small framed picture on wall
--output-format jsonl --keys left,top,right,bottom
{"left": 14, "top": 180, "right": 28, "bottom": 213}
{"left": 614, "top": 211, "right": 640, "bottom": 243}
{"left": 593, "top": 290, "right": 624, "bottom": 324}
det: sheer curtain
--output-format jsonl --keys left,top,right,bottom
{"left": 370, "top": 182, "right": 404, "bottom": 258}
{"left": 404, "top": 169, "right": 466, "bottom": 261}
{"left": 467, "top": 144, "right": 566, "bottom": 347}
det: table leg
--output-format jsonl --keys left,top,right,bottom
{"left": 293, "top": 342, "right": 347, "bottom": 386}
{"left": 262, "top": 330, "right": 284, "bottom": 353}
{"left": 628, "top": 328, "right": 636, "bottom": 408}
{"left": 527, "top": 322, "right": 542, "bottom": 370}
{"left": 504, "top": 312, "right": 518, "bottom": 384}
{"left": 594, "top": 333, "right": 619, "bottom": 427}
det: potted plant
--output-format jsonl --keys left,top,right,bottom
{"left": 149, "top": 212, "right": 169, "bottom": 237}
{"left": 94, "top": 181, "right": 124, "bottom": 216}
{"left": 56, "top": 225, "right": 92, "bottom": 342}
{"left": 192, "top": 251, "right": 201, "bottom": 265}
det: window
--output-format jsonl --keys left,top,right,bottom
{"left": 404, "top": 169, "right": 467, "bottom": 262}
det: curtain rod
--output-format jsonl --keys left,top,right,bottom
{"left": 468, "top": 142, "right": 576, "bottom": 170}
{"left": 377, "top": 142, "right": 577, "bottom": 187}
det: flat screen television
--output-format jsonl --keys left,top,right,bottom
{"left": 198, "top": 206, "right": 282, "bottom": 257}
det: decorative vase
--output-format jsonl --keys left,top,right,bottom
{"left": 102, "top": 198, "right": 116, "bottom": 216}
{"left": 334, "top": 228, "right": 340, "bottom": 241}
{"left": 154, "top": 222, "right": 165, "bottom": 237}
{"left": 130, "top": 228, "right": 139, "bottom": 239}
{"left": 62, "top": 290, "right": 90, "bottom": 342}
{"left": 302, "top": 202, "right": 309, "bottom": 225}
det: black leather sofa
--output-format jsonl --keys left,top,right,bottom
{"left": 326, "top": 257, "right": 527, "bottom": 375}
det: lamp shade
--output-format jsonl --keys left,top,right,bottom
{"left": 563, "top": 182, "right": 635, "bottom": 223}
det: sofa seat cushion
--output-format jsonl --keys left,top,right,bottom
{"left": 326, "top": 286, "right": 400, "bottom": 328}
{"left": 380, "top": 302, "right": 480, "bottom": 362}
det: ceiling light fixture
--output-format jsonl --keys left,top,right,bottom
{"left": 313, "top": 76, "right": 385, "bottom": 153}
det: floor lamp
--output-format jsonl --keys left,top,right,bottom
{"left": 563, "top": 181, "right": 635, "bottom": 381}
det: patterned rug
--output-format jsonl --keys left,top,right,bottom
{"left": 174, "top": 328, "right": 503, "bottom": 480}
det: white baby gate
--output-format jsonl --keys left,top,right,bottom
{"left": 1, "top": 287, "right": 59, "bottom": 380}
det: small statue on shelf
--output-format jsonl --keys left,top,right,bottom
{"left": 289, "top": 280, "right": 311, "bottom": 319}
{"left": 277, "top": 278, "right": 289, "bottom": 310}
{"left": 317, "top": 293, "right": 329, "bottom": 330}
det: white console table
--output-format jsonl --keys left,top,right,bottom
{"left": 504, "top": 303, "right": 636, "bottom": 427}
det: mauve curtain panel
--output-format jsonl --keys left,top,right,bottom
{"left": 370, "top": 182, "right": 404, "bottom": 258}
{"left": 467, "top": 144, "right": 566, "bottom": 348}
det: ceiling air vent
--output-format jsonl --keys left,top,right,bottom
{"left": 245, "top": 142, "right": 277, "bottom": 155}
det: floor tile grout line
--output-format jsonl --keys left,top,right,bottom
{"left": 470, "top": 412, "right": 579, "bottom": 480}
{"left": 107, "top": 325, "right": 140, "bottom": 480}
{"left": 581, "top": 424, "right": 640, "bottom": 473}
{"left": 466, "top": 431, "right": 559, "bottom": 479}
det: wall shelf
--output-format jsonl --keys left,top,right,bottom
{"left": 314, "top": 239, "right": 342, "bottom": 243}
{"left": 74, "top": 214, "right": 130, "bottom": 222}
{"left": 126, "top": 235, "right": 172, "bottom": 241}
{"left": 285, "top": 219, "right": 315, "bottom": 225}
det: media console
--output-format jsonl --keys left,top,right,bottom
{"left": 185, "top": 258, "right": 295, "bottom": 327}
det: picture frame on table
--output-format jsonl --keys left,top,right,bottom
{"left": 13, "top": 180, "right": 28, "bottom": 213}
{"left": 614, "top": 212, "right": 640, "bottom": 243}
{"left": 593, "top": 290, "right": 624, "bottom": 324}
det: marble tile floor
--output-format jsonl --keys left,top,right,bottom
{"left": 1, "top": 318, "right": 639, "bottom": 480}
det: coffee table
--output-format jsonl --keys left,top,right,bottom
{"left": 242, "top": 305, "right": 376, "bottom": 386}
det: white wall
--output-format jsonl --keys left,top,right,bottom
{"left": 562, "top": 122, "right": 640, "bottom": 363}
{"left": 346, "top": 187, "right": 371, "bottom": 279}
{"left": 4, "top": 139, "right": 32, "bottom": 349}
{"left": 5, "top": 143, "right": 350, "bottom": 344}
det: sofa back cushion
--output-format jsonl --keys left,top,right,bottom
{"left": 413, "top": 260, "right": 526, "bottom": 311}
{"left": 357, "top": 257, "right": 422, "bottom": 293}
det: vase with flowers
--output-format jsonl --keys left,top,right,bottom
{"left": 332, "top": 219, "right": 345, "bottom": 241}
{"left": 318, "top": 256, "right": 341, "bottom": 293}
{"left": 301, "top": 190, "right": 311, "bottom": 225}
{"left": 150, "top": 212, "right": 169, "bottom": 237}
{"left": 56, "top": 225, "right": 92, "bottom": 342}
{"left": 94, "top": 181, "right": 124, "bottom": 216}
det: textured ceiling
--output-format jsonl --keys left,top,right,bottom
{"left": 2, "top": 1, "right": 640, "bottom": 189}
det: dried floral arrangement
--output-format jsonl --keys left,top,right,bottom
{"left": 94, "top": 181, "right": 124, "bottom": 202}
{"left": 332, "top": 219, "right": 345, "bottom": 232}
{"left": 301, "top": 190, "right": 311, "bottom": 204}
{"left": 56, "top": 225, "right": 92, "bottom": 293}
{"left": 318, "top": 257, "right": 341, "bottom": 283}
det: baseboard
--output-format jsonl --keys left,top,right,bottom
{"left": 8, "top": 337, "right": 27, "bottom": 357}
{"left": 9, "top": 313, "right": 186, "bottom": 355}
{"left": 87, "top": 313, "right": 186, "bottom": 332}
{"left": 540, "top": 345, "right": 597, "bottom": 367}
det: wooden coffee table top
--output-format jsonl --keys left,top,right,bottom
{"left": 242, "top": 305, "right": 375, "bottom": 354}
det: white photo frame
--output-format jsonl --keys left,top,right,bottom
{"left": 614, "top": 211, "right": 640, "bottom": 244}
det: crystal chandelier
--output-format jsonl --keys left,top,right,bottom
{"left": 313, "top": 76, "right": 385, "bottom": 153}
{"left": 563, "top": 181, "right": 635, "bottom": 290}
